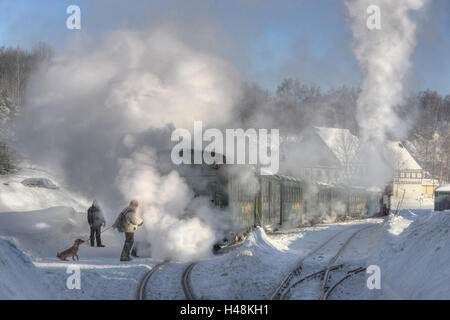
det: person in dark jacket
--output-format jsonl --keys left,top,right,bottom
{"left": 87, "top": 200, "right": 106, "bottom": 247}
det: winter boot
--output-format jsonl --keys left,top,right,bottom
{"left": 120, "top": 255, "right": 133, "bottom": 262}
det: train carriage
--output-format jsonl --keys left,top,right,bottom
{"left": 348, "top": 190, "right": 365, "bottom": 217}
{"left": 329, "top": 186, "right": 349, "bottom": 220}
{"left": 227, "top": 174, "right": 259, "bottom": 233}
{"left": 279, "top": 176, "right": 305, "bottom": 226}
{"left": 256, "top": 175, "right": 281, "bottom": 228}
{"left": 435, "top": 184, "right": 450, "bottom": 211}
{"left": 174, "top": 149, "right": 386, "bottom": 242}
{"left": 318, "top": 185, "right": 333, "bottom": 218}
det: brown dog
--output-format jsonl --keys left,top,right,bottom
{"left": 57, "top": 239, "right": 85, "bottom": 261}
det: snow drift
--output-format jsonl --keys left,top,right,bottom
{"left": 0, "top": 238, "right": 52, "bottom": 299}
{"left": 368, "top": 210, "right": 450, "bottom": 299}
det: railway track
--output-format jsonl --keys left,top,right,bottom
{"left": 137, "top": 237, "right": 246, "bottom": 300}
{"left": 270, "top": 224, "right": 374, "bottom": 300}
{"left": 322, "top": 266, "right": 366, "bottom": 300}
{"left": 137, "top": 261, "right": 197, "bottom": 300}
{"left": 182, "top": 262, "right": 197, "bottom": 300}
{"left": 318, "top": 225, "right": 372, "bottom": 300}
{"left": 137, "top": 261, "right": 168, "bottom": 300}
{"left": 279, "top": 264, "right": 343, "bottom": 300}
{"left": 268, "top": 229, "right": 344, "bottom": 300}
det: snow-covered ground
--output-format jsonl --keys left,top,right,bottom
{"left": 367, "top": 209, "right": 450, "bottom": 299}
{"left": 0, "top": 167, "right": 88, "bottom": 212}
{"left": 391, "top": 195, "right": 434, "bottom": 211}
{"left": 0, "top": 167, "right": 449, "bottom": 299}
{"left": 188, "top": 220, "right": 379, "bottom": 299}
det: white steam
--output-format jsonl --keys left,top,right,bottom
{"left": 346, "top": 0, "right": 427, "bottom": 144}
{"left": 18, "top": 27, "right": 240, "bottom": 261}
{"left": 116, "top": 147, "right": 231, "bottom": 261}
{"left": 346, "top": 0, "right": 427, "bottom": 186}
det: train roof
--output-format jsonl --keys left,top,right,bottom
{"left": 435, "top": 184, "right": 450, "bottom": 192}
{"left": 274, "top": 174, "right": 304, "bottom": 183}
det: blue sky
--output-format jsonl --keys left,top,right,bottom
{"left": 0, "top": 0, "right": 448, "bottom": 95}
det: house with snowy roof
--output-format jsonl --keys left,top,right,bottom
{"left": 383, "top": 141, "right": 423, "bottom": 198}
{"left": 279, "top": 126, "right": 365, "bottom": 184}
{"left": 280, "top": 127, "right": 423, "bottom": 198}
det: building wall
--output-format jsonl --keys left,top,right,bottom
{"left": 393, "top": 182, "right": 422, "bottom": 198}
{"left": 422, "top": 185, "right": 437, "bottom": 195}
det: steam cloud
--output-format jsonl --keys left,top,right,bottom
{"left": 346, "top": 0, "right": 427, "bottom": 186}
{"left": 17, "top": 27, "right": 240, "bottom": 261}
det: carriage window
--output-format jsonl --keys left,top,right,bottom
{"left": 235, "top": 184, "right": 239, "bottom": 201}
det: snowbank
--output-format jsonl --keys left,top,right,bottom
{"left": 0, "top": 237, "right": 53, "bottom": 299}
{"left": 368, "top": 209, "right": 450, "bottom": 299}
{"left": 33, "top": 259, "right": 153, "bottom": 300}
